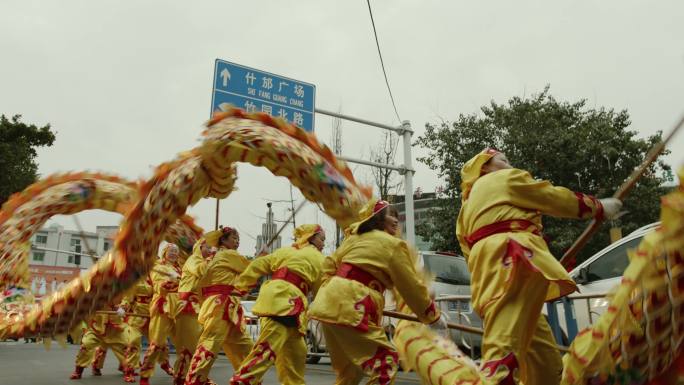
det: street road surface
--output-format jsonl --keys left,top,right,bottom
{"left": 0, "top": 342, "right": 420, "bottom": 385}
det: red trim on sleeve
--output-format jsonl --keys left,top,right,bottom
{"left": 575, "top": 192, "right": 594, "bottom": 219}
{"left": 425, "top": 301, "right": 439, "bottom": 324}
{"left": 594, "top": 197, "right": 605, "bottom": 221}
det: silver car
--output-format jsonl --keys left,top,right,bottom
{"left": 421, "top": 251, "right": 483, "bottom": 355}
{"left": 547, "top": 223, "right": 659, "bottom": 339}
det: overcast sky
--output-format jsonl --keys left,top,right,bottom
{"left": 1, "top": 1, "right": 682, "bottom": 255}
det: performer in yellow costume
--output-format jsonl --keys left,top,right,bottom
{"left": 119, "top": 275, "right": 173, "bottom": 383}
{"left": 174, "top": 236, "right": 214, "bottom": 385}
{"left": 455, "top": 148, "right": 622, "bottom": 385}
{"left": 229, "top": 224, "right": 326, "bottom": 385}
{"left": 91, "top": 344, "right": 136, "bottom": 378}
{"left": 69, "top": 304, "right": 130, "bottom": 380}
{"left": 184, "top": 226, "right": 253, "bottom": 385}
{"left": 309, "top": 199, "right": 443, "bottom": 385}
{"left": 139, "top": 243, "right": 183, "bottom": 385}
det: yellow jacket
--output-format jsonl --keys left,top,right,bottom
{"left": 234, "top": 245, "right": 324, "bottom": 334}
{"left": 178, "top": 243, "right": 209, "bottom": 314}
{"left": 197, "top": 248, "right": 250, "bottom": 327}
{"left": 456, "top": 168, "right": 602, "bottom": 314}
{"left": 121, "top": 275, "right": 154, "bottom": 329}
{"left": 309, "top": 230, "right": 439, "bottom": 332}
{"left": 149, "top": 260, "right": 181, "bottom": 318}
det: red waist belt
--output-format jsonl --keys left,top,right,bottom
{"left": 336, "top": 263, "right": 386, "bottom": 293}
{"left": 202, "top": 284, "right": 238, "bottom": 297}
{"left": 465, "top": 219, "right": 540, "bottom": 248}
{"left": 273, "top": 267, "right": 309, "bottom": 295}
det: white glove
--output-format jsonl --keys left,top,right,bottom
{"left": 430, "top": 313, "right": 449, "bottom": 331}
{"left": 599, "top": 198, "right": 623, "bottom": 220}
{"left": 116, "top": 307, "right": 126, "bottom": 317}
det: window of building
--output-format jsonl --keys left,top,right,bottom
{"left": 36, "top": 234, "right": 48, "bottom": 244}
{"left": 70, "top": 238, "right": 81, "bottom": 252}
{"left": 68, "top": 238, "right": 82, "bottom": 265}
{"left": 68, "top": 254, "right": 82, "bottom": 265}
{"left": 103, "top": 241, "right": 111, "bottom": 252}
{"left": 32, "top": 251, "right": 45, "bottom": 262}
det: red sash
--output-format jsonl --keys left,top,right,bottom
{"left": 202, "top": 284, "right": 238, "bottom": 297}
{"left": 465, "top": 219, "right": 540, "bottom": 248}
{"left": 273, "top": 267, "right": 309, "bottom": 295}
{"left": 336, "top": 263, "right": 386, "bottom": 293}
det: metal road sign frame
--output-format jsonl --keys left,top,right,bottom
{"left": 315, "top": 108, "right": 416, "bottom": 246}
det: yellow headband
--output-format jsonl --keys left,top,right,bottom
{"left": 460, "top": 148, "right": 499, "bottom": 202}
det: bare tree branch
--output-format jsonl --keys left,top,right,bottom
{"left": 369, "top": 131, "right": 402, "bottom": 200}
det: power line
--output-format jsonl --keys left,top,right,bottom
{"left": 365, "top": 0, "right": 402, "bottom": 123}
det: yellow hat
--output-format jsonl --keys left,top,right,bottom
{"left": 292, "top": 224, "right": 324, "bottom": 249}
{"left": 204, "top": 226, "right": 237, "bottom": 248}
{"left": 344, "top": 198, "right": 391, "bottom": 236}
{"left": 460, "top": 148, "right": 499, "bottom": 202}
{"left": 204, "top": 230, "right": 222, "bottom": 248}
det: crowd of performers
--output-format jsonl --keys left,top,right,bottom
{"left": 65, "top": 148, "right": 622, "bottom": 385}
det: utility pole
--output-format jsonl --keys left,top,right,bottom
{"left": 331, "top": 111, "right": 343, "bottom": 247}
{"left": 266, "top": 202, "right": 274, "bottom": 254}
{"left": 289, "top": 185, "right": 297, "bottom": 230}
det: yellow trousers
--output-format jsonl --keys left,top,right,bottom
{"left": 185, "top": 316, "right": 253, "bottom": 385}
{"left": 230, "top": 317, "right": 306, "bottom": 385}
{"left": 174, "top": 312, "right": 202, "bottom": 381}
{"left": 92, "top": 345, "right": 130, "bottom": 370}
{"left": 123, "top": 320, "right": 171, "bottom": 370}
{"left": 92, "top": 346, "right": 108, "bottom": 370}
{"left": 479, "top": 260, "right": 562, "bottom": 385}
{"left": 139, "top": 313, "right": 180, "bottom": 378}
{"left": 75, "top": 328, "right": 128, "bottom": 369}
{"left": 321, "top": 322, "right": 399, "bottom": 385}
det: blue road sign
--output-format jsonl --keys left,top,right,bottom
{"left": 211, "top": 59, "right": 316, "bottom": 132}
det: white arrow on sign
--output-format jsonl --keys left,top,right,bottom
{"left": 220, "top": 68, "right": 231, "bottom": 87}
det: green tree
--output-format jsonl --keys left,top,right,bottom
{"left": 0, "top": 114, "right": 56, "bottom": 206}
{"left": 416, "top": 87, "right": 672, "bottom": 264}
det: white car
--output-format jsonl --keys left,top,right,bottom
{"left": 241, "top": 300, "right": 260, "bottom": 341}
{"left": 550, "top": 223, "right": 659, "bottom": 337}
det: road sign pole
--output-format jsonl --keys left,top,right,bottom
{"left": 401, "top": 120, "right": 416, "bottom": 245}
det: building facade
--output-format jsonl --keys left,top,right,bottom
{"left": 27, "top": 224, "right": 118, "bottom": 297}
{"left": 389, "top": 191, "right": 440, "bottom": 251}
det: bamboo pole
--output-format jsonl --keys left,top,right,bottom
{"left": 383, "top": 310, "right": 569, "bottom": 353}
{"left": 560, "top": 114, "right": 684, "bottom": 267}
